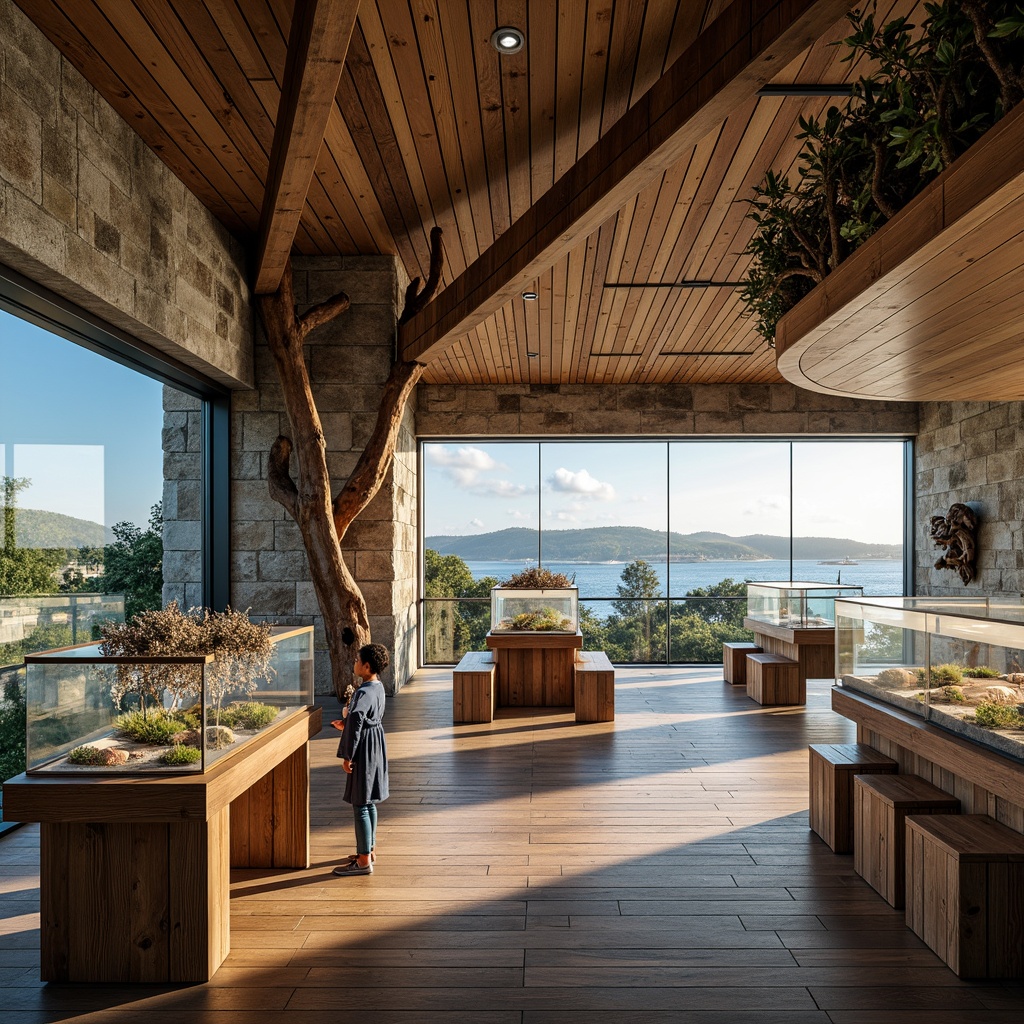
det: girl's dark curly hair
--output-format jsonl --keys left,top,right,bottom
{"left": 359, "top": 643, "right": 390, "bottom": 675}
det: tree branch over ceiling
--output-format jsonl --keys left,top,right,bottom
{"left": 398, "top": 0, "right": 855, "bottom": 364}
{"left": 254, "top": 0, "right": 359, "bottom": 295}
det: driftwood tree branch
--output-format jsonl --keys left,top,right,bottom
{"left": 333, "top": 359, "right": 424, "bottom": 536}
{"left": 300, "top": 293, "right": 351, "bottom": 338}
{"left": 267, "top": 436, "right": 300, "bottom": 520}
{"left": 256, "top": 231, "right": 444, "bottom": 699}
{"left": 399, "top": 226, "right": 444, "bottom": 325}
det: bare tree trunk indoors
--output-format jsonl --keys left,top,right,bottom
{"left": 257, "top": 228, "right": 443, "bottom": 698}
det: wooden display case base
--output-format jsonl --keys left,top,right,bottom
{"left": 853, "top": 773, "right": 959, "bottom": 909}
{"left": 722, "top": 641, "right": 761, "bottom": 685}
{"left": 808, "top": 742, "right": 897, "bottom": 853}
{"left": 4, "top": 706, "right": 320, "bottom": 983}
{"left": 906, "top": 814, "right": 1024, "bottom": 978}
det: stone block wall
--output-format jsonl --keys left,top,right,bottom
{"left": 916, "top": 401, "right": 1024, "bottom": 597}
{"left": 0, "top": 0, "right": 252, "bottom": 387}
{"left": 229, "top": 255, "right": 413, "bottom": 695}
{"left": 416, "top": 382, "right": 919, "bottom": 437}
{"left": 161, "top": 387, "right": 204, "bottom": 611}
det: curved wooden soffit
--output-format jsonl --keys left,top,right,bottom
{"left": 775, "top": 101, "right": 1024, "bottom": 402}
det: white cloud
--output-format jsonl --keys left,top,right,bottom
{"left": 468, "top": 518, "right": 484, "bottom": 528}
{"left": 476, "top": 479, "right": 530, "bottom": 498}
{"left": 425, "top": 445, "right": 497, "bottom": 471}
{"left": 548, "top": 467, "right": 615, "bottom": 500}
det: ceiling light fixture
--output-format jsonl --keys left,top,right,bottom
{"left": 521, "top": 290, "right": 538, "bottom": 300}
{"left": 603, "top": 280, "right": 744, "bottom": 289}
{"left": 491, "top": 27, "right": 524, "bottom": 54}
{"left": 527, "top": 351, "right": 539, "bottom": 358}
{"left": 660, "top": 350, "right": 755, "bottom": 357}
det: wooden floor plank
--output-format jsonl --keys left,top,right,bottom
{"left": 2, "top": 666, "right": 1024, "bottom": 1019}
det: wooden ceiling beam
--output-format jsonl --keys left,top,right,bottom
{"left": 399, "top": 0, "right": 854, "bottom": 364}
{"left": 254, "top": 0, "right": 358, "bottom": 295}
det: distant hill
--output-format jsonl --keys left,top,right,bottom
{"left": 425, "top": 526, "right": 902, "bottom": 562}
{"left": 9, "top": 508, "right": 107, "bottom": 548}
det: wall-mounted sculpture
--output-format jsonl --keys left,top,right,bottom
{"left": 929, "top": 502, "right": 979, "bottom": 585}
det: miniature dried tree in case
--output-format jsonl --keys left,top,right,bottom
{"left": 100, "top": 603, "right": 273, "bottom": 726}
{"left": 257, "top": 228, "right": 444, "bottom": 699}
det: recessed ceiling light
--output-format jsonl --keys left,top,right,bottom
{"left": 491, "top": 27, "right": 524, "bottom": 54}
{"left": 527, "top": 351, "right": 539, "bottom": 358}
{"left": 521, "top": 291, "right": 538, "bottom": 300}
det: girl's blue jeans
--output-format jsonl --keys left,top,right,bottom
{"left": 354, "top": 803, "right": 377, "bottom": 856}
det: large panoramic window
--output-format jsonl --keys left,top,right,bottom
{"left": 421, "top": 438, "right": 908, "bottom": 664}
{"left": 0, "top": 278, "right": 225, "bottom": 815}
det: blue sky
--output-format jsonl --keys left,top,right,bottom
{"left": 424, "top": 440, "right": 905, "bottom": 544}
{"left": 0, "top": 308, "right": 164, "bottom": 530}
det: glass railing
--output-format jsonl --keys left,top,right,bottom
{"left": 422, "top": 595, "right": 752, "bottom": 665}
{"left": 0, "top": 594, "right": 125, "bottom": 828}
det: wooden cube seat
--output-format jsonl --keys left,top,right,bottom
{"left": 746, "top": 652, "right": 802, "bottom": 705}
{"left": 808, "top": 743, "right": 898, "bottom": 853}
{"left": 906, "top": 814, "right": 1024, "bottom": 977}
{"left": 722, "top": 641, "right": 762, "bottom": 684}
{"left": 575, "top": 650, "right": 615, "bottom": 723}
{"left": 453, "top": 651, "right": 496, "bottom": 724}
{"left": 854, "top": 773, "right": 959, "bottom": 908}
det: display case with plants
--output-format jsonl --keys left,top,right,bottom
{"left": 836, "top": 596, "right": 1024, "bottom": 761}
{"left": 23, "top": 603, "right": 313, "bottom": 774}
{"left": 746, "top": 582, "right": 865, "bottom": 629}
{"left": 490, "top": 567, "right": 579, "bottom": 634}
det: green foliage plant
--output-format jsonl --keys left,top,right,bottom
{"left": 941, "top": 684, "right": 967, "bottom": 703}
{"left": 100, "top": 503, "right": 164, "bottom": 621}
{"left": 161, "top": 744, "right": 201, "bottom": 766}
{"left": 218, "top": 701, "right": 277, "bottom": 730}
{"left": 973, "top": 700, "right": 1024, "bottom": 728}
{"left": 114, "top": 708, "right": 193, "bottom": 745}
{"left": 916, "top": 663, "right": 964, "bottom": 684}
{"left": 742, "top": 0, "right": 1024, "bottom": 344}
{"left": 0, "top": 677, "right": 26, "bottom": 782}
{"left": 67, "top": 745, "right": 107, "bottom": 766}
{"left": 962, "top": 665, "right": 1002, "bottom": 677}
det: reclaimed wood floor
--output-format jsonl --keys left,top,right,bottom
{"left": 3, "top": 665, "right": 1024, "bottom": 1023}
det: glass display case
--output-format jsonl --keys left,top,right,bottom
{"left": 836, "top": 596, "right": 1024, "bottom": 761}
{"left": 490, "top": 587, "right": 579, "bottom": 633}
{"left": 24, "top": 625, "right": 314, "bottom": 774}
{"left": 746, "top": 582, "right": 865, "bottom": 628}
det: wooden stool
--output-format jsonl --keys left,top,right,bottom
{"left": 854, "top": 774, "right": 959, "bottom": 908}
{"left": 808, "top": 743, "right": 898, "bottom": 853}
{"left": 906, "top": 814, "right": 1024, "bottom": 977}
{"left": 746, "top": 652, "right": 801, "bottom": 705}
{"left": 453, "top": 651, "right": 496, "bottom": 723}
{"left": 722, "top": 641, "right": 762, "bottom": 684}
{"left": 574, "top": 650, "right": 615, "bottom": 722}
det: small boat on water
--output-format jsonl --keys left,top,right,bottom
{"left": 818, "top": 557, "right": 858, "bottom": 565}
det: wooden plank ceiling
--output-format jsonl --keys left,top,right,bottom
{"left": 14, "top": 0, "right": 919, "bottom": 386}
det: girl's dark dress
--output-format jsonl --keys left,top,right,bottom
{"left": 337, "top": 679, "right": 389, "bottom": 805}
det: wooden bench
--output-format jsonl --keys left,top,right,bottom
{"left": 808, "top": 743, "right": 898, "bottom": 853}
{"left": 746, "top": 652, "right": 802, "bottom": 705}
{"left": 722, "top": 641, "right": 762, "bottom": 685}
{"left": 575, "top": 650, "right": 615, "bottom": 722}
{"left": 854, "top": 773, "right": 959, "bottom": 908}
{"left": 453, "top": 651, "right": 496, "bottom": 724}
{"left": 906, "top": 814, "right": 1024, "bottom": 977}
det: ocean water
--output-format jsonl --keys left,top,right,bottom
{"left": 463, "top": 558, "right": 904, "bottom": 600}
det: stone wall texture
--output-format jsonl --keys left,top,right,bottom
{"left": 916, "top": 401, "right": 1024, "bottom": 597}
{"left": 0, "top": 0, "right": 252, "bottom": 387}
{"left": 229, "top": 255, "right": 413, "bottom": 695}
{"left": 162, "top": 387, "right": 203, "bottom": 611}
{"left": 416, "top": 382, "right": 919, "bottom": 437}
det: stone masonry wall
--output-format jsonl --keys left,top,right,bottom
{"left": 230, "top": 255, "right": 413, "bottom": 695}
{"left": 416, "top": 382, "right": 919, "bottom": 437}
{"left": 916, "top": 401, "right": 1024, "bottom": 597}
{"left": 161, "top": 387, "right": 203, "bottom": 611}
{"left": 0, "top": 0, "right": 252, "bottom": 387}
